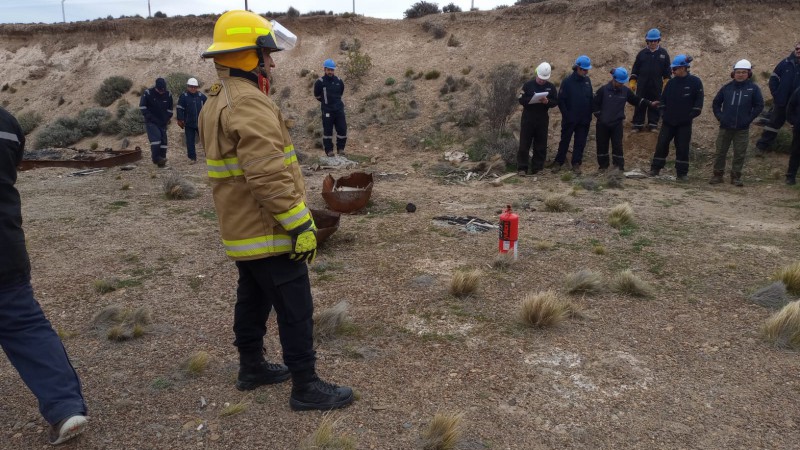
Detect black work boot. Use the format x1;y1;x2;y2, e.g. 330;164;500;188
290;373;354;411
236;361;290;391
708;170;724;184
731;172;743;187
786;175;797;185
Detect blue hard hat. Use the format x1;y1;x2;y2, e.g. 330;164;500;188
671;54;692;69
645;28;661;41
323;58;337;69
612;67;629;83
575;55;592;70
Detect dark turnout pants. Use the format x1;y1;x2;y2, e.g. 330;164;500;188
756;106;787;151
788;126;800;178
517;114;549;172
322;110;347;153
651;123;693;176
555;122;590;166
234;255;316;373
595;122;625;170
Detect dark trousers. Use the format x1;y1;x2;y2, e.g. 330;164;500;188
145;122;168;163
517;115;549;172
596;122;625;170
756;105;787;151
0;275;87;425
184;126;198;161
555;122;589;166
651;123;693;176
322;110;347;153
234;255;316;373
788;126;800;178
632;84;661;129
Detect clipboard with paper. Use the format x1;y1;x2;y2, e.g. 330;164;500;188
528;92;549;104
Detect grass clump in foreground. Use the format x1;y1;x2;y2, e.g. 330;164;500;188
92;305;152;341
183;351;211;377
610;269;654;298
301;414;355;450
608;202;634;228
163;172;198;200
449;269;481;298
543;194;571;212
519;290;580;328
772;261;800;295
422;412;463;450
564;269;603;294
761;300;800;349
219;401;248;417
492;252;516;270
313;301;350;341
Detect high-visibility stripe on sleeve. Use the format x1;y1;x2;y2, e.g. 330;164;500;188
207;157;244;179
222;235;292;257
283;144;297;165
0;131;20;143
275;202;312;231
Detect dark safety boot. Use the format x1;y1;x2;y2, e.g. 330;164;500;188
787;176;797;185
708;171;724;184
731;172;743;187
647;168;660;177
236;361;290;391
290;376;354;411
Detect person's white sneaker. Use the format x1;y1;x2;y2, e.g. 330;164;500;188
49;415;87;445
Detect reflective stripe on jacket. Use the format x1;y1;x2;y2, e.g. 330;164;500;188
313;75;345;113
198;65;310;261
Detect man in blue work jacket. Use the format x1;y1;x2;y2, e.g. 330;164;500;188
176;77;207;163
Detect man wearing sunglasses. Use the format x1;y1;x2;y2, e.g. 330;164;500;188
629;28;671;132
755;42;800;154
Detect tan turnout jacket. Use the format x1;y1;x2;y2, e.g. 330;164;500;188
199;65;311;261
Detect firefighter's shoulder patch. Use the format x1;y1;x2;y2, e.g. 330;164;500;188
209;83;222;96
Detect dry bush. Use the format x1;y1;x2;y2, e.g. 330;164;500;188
543;194;571;212
422;412;463;450
565;269;603;294
608;203;634;229
492;252;516;270
772;262;800;295
449;269;481;298
301;414;355;450
484;63;521;136
610;269;654;298
95;75;133;107
750;281;790;309
183;351;211;377
93;305;152;341
519;290;578;328
163;173;198;200
314;301;349;341
761;300;800;349
533;240;555;250
593;245;606;255
16;111;42;135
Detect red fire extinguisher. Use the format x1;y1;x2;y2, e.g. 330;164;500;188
499;205;519;259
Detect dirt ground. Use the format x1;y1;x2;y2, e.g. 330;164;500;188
1;1;800;448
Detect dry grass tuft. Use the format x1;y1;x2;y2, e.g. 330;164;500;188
772;261;800;295
564;269;603;294
543;194;571;212
422;412;463;450
93;304;153;341
449;269;481;298
518;290;577;328
314;301;350;341
184;351;211;377
610;270;654;298
93;305;124;327
533;240;555;251
593;245;606;255
761;300;800;349
219;401;248;417
301;414;356;450
492;252;516;270
608;202;634;229
750;281;790;309
163;172;198;200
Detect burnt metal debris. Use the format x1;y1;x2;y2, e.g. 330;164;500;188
432;215;498;233
321;172;374;214
311;208;340;245
19;147;143;171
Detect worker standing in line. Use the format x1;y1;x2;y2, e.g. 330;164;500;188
755;41;800;155
783;86;800;185
139;77;173;167
313;59;347;157
552;55;594;175
647;55;704;181
629;28;671;132
176;77;207;163
198;10;353;411
709;59;764;187
517;61;558;176
592;67;658;172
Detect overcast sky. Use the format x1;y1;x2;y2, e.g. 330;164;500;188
2;0;511;24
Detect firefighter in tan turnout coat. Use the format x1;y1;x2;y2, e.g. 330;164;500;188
198;10;353;412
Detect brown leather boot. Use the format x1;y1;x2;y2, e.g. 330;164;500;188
708;171;724;184
731;172;743;187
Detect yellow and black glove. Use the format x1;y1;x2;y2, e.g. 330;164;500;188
289;221;317;264
629;79;637;92
662;78;669;90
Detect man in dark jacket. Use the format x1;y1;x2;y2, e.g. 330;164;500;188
709;59;764;186
176;77;207;163
139;77;174;167
313;59;347;157
648;55;704;181
517;62;558;175
756;42;800;153
553;55;594;175
593;67;658;172
785;87;800;185
0;107;88;445
630;28;671;132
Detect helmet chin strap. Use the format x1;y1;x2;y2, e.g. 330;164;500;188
256;49;270;96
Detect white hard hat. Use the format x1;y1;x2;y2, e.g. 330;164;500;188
733;59;752;70
187;77;199;86
536;62;552;80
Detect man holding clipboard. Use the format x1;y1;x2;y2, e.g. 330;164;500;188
517;62;558;175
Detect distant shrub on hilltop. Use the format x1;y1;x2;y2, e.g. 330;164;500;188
404;1;440;19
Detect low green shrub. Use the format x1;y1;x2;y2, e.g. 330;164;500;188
16;111;43;135
95;76;133;107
